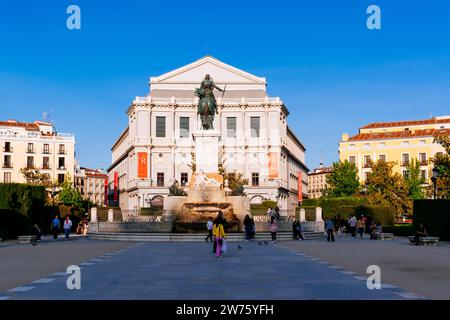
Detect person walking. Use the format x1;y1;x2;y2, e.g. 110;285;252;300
213;211;226;254
357;217;365;239
63;216;73;240
250;216;256;241
205;217;214;242
50;215;60;240
296;220;305;240
292;220;298;239
244;214;253;241
348;214;357;239
270;216;278;243
213;215;226;257
325;217;335;242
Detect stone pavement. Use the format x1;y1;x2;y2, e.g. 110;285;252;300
281;235;450;299
0;237;132;292
0;240;423;300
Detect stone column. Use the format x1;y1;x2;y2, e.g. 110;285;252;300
90;207;97;222
300;208;306;222
315;207;323;222
193;130;221;174
108;209;114;222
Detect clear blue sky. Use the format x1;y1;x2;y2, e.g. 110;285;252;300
1;0;449;170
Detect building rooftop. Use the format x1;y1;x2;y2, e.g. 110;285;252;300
360;116;450;129
348;128;450;141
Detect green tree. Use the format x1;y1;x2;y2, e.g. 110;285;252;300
366;160;412;218
58;174;84;208
404;158;425;200
20;168;51;186
325;161;360;197
430;135;450;199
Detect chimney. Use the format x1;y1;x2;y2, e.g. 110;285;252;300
342;133;349;141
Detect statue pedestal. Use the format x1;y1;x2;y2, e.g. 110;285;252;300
193;130;221;174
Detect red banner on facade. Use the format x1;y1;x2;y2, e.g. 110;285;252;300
298;171;303;204
104;179;108;206
138;152;148;179
268;152;279;179
114;172;118;201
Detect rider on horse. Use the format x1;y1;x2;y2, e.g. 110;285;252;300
195;74;224;130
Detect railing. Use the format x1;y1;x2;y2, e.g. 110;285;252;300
122;209;163;222
420;160;428;166
58;150;67;155
27;149;35;154
42;166;51;170
3;147;13;152
43;150;51;154
402;161;410;167
2;163;12;168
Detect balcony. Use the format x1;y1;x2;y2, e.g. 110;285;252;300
26;165;35;169
42;166;51;170
58;166;66;170
363;162;372;168
401;161;410;167
58;150;67;155
27;149;35;154
419;160;428;166
2;163;13;169
3;147;13;152
43;150;51;155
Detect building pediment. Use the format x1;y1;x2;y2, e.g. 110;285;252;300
149;56;267;92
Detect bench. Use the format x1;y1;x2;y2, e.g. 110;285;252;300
374;232;394;240
18;235;38;244
408;236;440;246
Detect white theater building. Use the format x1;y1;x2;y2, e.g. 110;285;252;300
108;56;309;217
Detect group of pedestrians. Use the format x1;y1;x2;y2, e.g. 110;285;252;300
50;215;73;240
324;214;383;241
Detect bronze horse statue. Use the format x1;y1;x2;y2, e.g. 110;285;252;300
195;74;224;130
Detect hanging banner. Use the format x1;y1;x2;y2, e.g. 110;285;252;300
138;152;148;179
114;172;118;202
104;179;108;206
268;152;279;179
298;171;303;204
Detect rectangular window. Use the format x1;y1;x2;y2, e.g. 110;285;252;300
3;155;11;168
180;172;188;187
348;156;356;164
226;117;237;138
156;116;166;138
43;157;50;169
4;142;11;152
157;172;164;187
58;174;65;184
250;117;260;138
27;156;34;169
59;144;65;154
43;144;50;154
419;153;427;165
4;172;11;183
420;170;426;181
27;143;34;153
363;155;371;167
179;117;189;138
402;153;410;166
378;154;386;162
252;173;259;186
403;170;409;178
58;157;65;169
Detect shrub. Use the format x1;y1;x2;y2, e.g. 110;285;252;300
354;205;396;226
413;200;450;240
382;224;414;236
0;209;32;239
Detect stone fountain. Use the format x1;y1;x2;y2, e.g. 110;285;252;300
163;130;250;233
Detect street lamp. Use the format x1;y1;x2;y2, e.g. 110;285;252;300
431;167;439;200
87;192;93;214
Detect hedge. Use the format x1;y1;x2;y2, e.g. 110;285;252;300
382;224;414;237
413;200;450;241
0;209;31;239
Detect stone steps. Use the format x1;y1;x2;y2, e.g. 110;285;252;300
88;231;324;242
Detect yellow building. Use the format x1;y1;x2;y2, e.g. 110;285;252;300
339;116;450;184
308;166;332;199
0;120;75;184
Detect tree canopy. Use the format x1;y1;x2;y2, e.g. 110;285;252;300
325;161;360;197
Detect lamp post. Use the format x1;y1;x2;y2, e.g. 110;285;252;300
51;184;56;206
432;167;439;200
87;191;93;214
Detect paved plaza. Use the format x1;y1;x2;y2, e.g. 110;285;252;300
1;236;446;300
